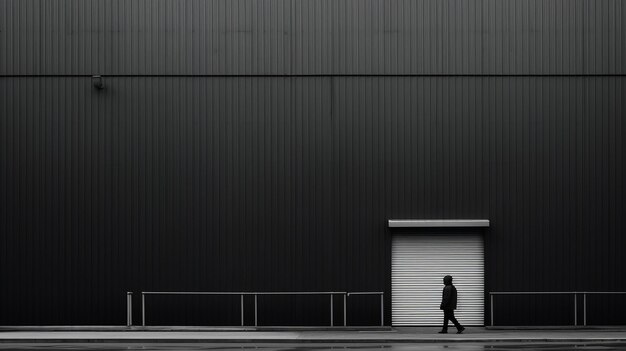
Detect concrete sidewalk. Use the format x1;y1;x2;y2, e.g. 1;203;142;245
1;327;626;343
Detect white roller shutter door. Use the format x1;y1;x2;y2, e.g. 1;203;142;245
392;234;484;326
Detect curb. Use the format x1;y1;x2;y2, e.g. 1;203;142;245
0;326;393;332
2;338;626;344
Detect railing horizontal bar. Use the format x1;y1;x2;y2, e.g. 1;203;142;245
142;291;348;295
579;292;626;294
490;292;577;295
254;292;347;295
143;292;248;295
347;292;384;295
490;291;626;295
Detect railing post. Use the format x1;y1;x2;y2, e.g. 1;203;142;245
490;294;494;327
241;294;244;327
380;293;384;326
126;292;133;327
254;294;258;327
583;292;587;326
343;293;347;327
574;293;577;326
142;293;146;327
330;294;334;327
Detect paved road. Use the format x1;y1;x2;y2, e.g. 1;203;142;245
1;342;626;350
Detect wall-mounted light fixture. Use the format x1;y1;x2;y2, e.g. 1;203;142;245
92;75;105;90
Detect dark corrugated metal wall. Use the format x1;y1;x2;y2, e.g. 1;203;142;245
1;0;624;326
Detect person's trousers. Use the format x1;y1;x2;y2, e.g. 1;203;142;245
442;309;463;331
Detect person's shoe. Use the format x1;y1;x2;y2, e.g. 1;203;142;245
456;327;465;334
437;330;448;334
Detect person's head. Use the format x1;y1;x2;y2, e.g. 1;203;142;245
443;275;453;285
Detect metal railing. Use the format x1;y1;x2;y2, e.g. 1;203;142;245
489;291;626;326
127;291;384;327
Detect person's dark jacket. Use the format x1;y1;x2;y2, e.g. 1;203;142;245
440;275;458;310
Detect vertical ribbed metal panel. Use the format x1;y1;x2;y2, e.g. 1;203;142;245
1;0;625;75
0;77;338;325
584;0;626;74
392;234;484;326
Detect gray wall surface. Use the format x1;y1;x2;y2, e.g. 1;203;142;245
1;0;625;326
1;0;625;75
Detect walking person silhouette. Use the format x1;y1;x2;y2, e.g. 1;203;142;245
438;275;465;334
